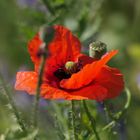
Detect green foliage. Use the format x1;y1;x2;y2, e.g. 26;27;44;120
0;0;140;140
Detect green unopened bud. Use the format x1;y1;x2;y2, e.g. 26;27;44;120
39;25;55;44
89;41;107;59
65;61;77;74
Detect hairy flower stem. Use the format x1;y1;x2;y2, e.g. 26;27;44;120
104;87;131;123
115;87;131;119
71;100;78;140
32;25;54;129
83;100;100;140
103;102;116;122
32;55;46;128
0;74;26;132
92;87;131;138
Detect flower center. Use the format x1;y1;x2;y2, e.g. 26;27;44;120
65;61;78;74
54;61;79;80
54;68;71;80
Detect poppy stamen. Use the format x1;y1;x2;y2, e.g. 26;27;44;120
65;61;78;74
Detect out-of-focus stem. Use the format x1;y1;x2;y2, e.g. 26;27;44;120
102;121;115;131
83;100;100;140
32;26;55;130
0;74;26;132
32;55;46;128
101;88;131;133
71;100;78;140
49;100;68;139
103;101;117;121
114;87;131;120
104;87;131;122
54;114;66;140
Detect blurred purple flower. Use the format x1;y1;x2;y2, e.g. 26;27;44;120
17;0;48;13
96;102;108;122
96;102;104;114
17;0;37;7
118;119;127;140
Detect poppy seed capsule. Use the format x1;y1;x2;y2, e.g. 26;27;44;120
65;61;78;74
89;41;107;59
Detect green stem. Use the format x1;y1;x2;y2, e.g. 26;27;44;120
83;100;100;140
32;25;54;129
32;55;46;128
103;101;117;122
102;121;115;131
89;88;131;140
0;74;26;132
114;87;131;120
103;87;131;131
49;100;67;139
54;114;66;140
71;100;78;140
104;87;131;122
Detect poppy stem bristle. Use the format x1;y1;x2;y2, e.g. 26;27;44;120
83;100;100;140
113;87;131;120
101;87;131;133
32;26;55;129
0;73;27;132
71;100;78;140
32;54;46;128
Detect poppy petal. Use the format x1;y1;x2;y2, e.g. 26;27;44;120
28;25;81;79
15;72;38;94
44;25;81;78
41;84;71;99
69;84;108;101
48;25;81;63
60;50;118;89
15;71;70;99
95;65;124;99
28;34;42;64
40;83;107;100
77;54;94;66
41;65;124;100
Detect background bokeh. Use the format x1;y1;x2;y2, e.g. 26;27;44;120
0;0;140;139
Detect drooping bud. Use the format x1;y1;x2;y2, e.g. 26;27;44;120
38;25;55;57
65;61;78;74
37;43;46;57
39;25;55;45
89;41;107;59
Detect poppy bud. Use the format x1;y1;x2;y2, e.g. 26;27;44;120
39;25;55;45
37;43;47;57
89;41;107;59
65;61;78;74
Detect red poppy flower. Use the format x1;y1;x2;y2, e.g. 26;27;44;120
15;25;124;101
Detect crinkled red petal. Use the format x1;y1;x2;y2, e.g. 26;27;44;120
77;54;94;66
15;72;38;94
28;34;42;65
95;65;124;99
60;50;118;90
28;25;81;79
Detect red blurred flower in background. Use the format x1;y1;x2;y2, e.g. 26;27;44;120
15;25;124;101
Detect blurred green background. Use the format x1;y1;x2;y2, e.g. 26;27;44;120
0;0;140;140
